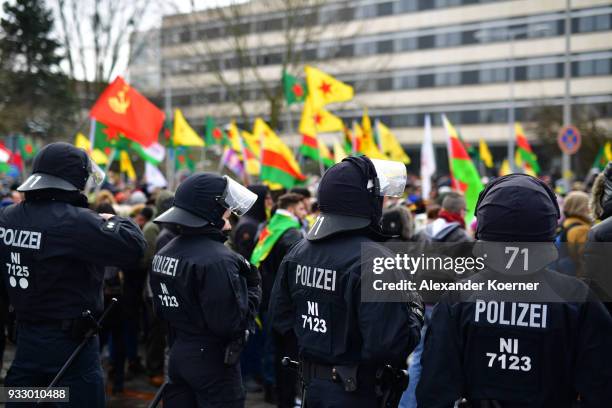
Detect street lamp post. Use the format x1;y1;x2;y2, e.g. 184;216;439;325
562;0;572;185
508;32;516;171
476;24;552;172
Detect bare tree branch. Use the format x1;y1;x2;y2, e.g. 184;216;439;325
55;0;75;79
70;1;89;86
168;0;351;129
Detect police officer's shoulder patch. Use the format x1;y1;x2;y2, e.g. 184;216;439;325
103;218;119;232
234;252;250;266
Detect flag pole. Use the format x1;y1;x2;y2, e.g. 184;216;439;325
238;138;251;185
287;106;300;158
164;82;175;190
217;147;226;173
166;146;174;191
312;116;325;178
202;145;207;172
290;107;306;170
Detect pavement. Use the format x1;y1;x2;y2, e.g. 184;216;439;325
0;342;275;407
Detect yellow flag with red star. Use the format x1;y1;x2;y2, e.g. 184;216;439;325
305;66;354;109
299;97;344;135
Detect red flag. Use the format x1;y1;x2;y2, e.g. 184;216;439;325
90;76;164;147
9;150;23;172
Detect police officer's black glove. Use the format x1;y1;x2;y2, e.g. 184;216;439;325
239;258;261;288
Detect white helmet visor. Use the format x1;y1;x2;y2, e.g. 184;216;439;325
219;176;257;216
370;159;407;197
87;156;106;185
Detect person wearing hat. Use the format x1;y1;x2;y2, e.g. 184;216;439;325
417;174;612;407
0;142;146;407
149;173;261;408
268;156;424;407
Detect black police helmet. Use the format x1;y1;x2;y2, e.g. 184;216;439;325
306;156;382;241
17;142;90;192
154;173;227;229
475;174;560;242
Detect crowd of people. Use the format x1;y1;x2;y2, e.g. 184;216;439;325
0;143;610;407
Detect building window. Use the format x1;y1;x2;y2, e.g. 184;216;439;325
480;67;507;83
461;70;479;84
336;6;354;22
377;2;394;16
461;110;480;124
179;30;191;43
577;60;595;76
173;94;191;106
396;37;417;51
355;41;377;56
435;31;462;47
356;4;377;19
317;45;337;59
394;74;418;89
338;44;354;58
377;39;394;54
398;0;418;12
479;109;507;123
303;48;317;61
354;79;377;93
462;30;479;45
526;21;555;38
434;0;462;8
418;74;434;88
298;11;318;27
207;92;220;104
416;0;433;10
577;14;611;33
527;63;557;80
377;77;393;91
390;114;418;128
514;66;527;81
577;58;612;76
318;5;336;25
192;94;206;105
434;69;461;86
594;58;611;75
418;35;435;49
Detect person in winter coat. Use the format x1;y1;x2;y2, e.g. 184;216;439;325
251;193;306;408
584;161;612;314
415;192;472;243
555;191;592;276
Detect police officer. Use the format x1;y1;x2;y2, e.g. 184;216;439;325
268;156;424;407
0;142;146;407
150;173;261;408
417;174;612;407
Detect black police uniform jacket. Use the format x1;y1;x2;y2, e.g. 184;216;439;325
149;228;261;346
149;229;261;401
268;230;422;371
260;227;302;314
416;267;612;408
0;199;146;321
